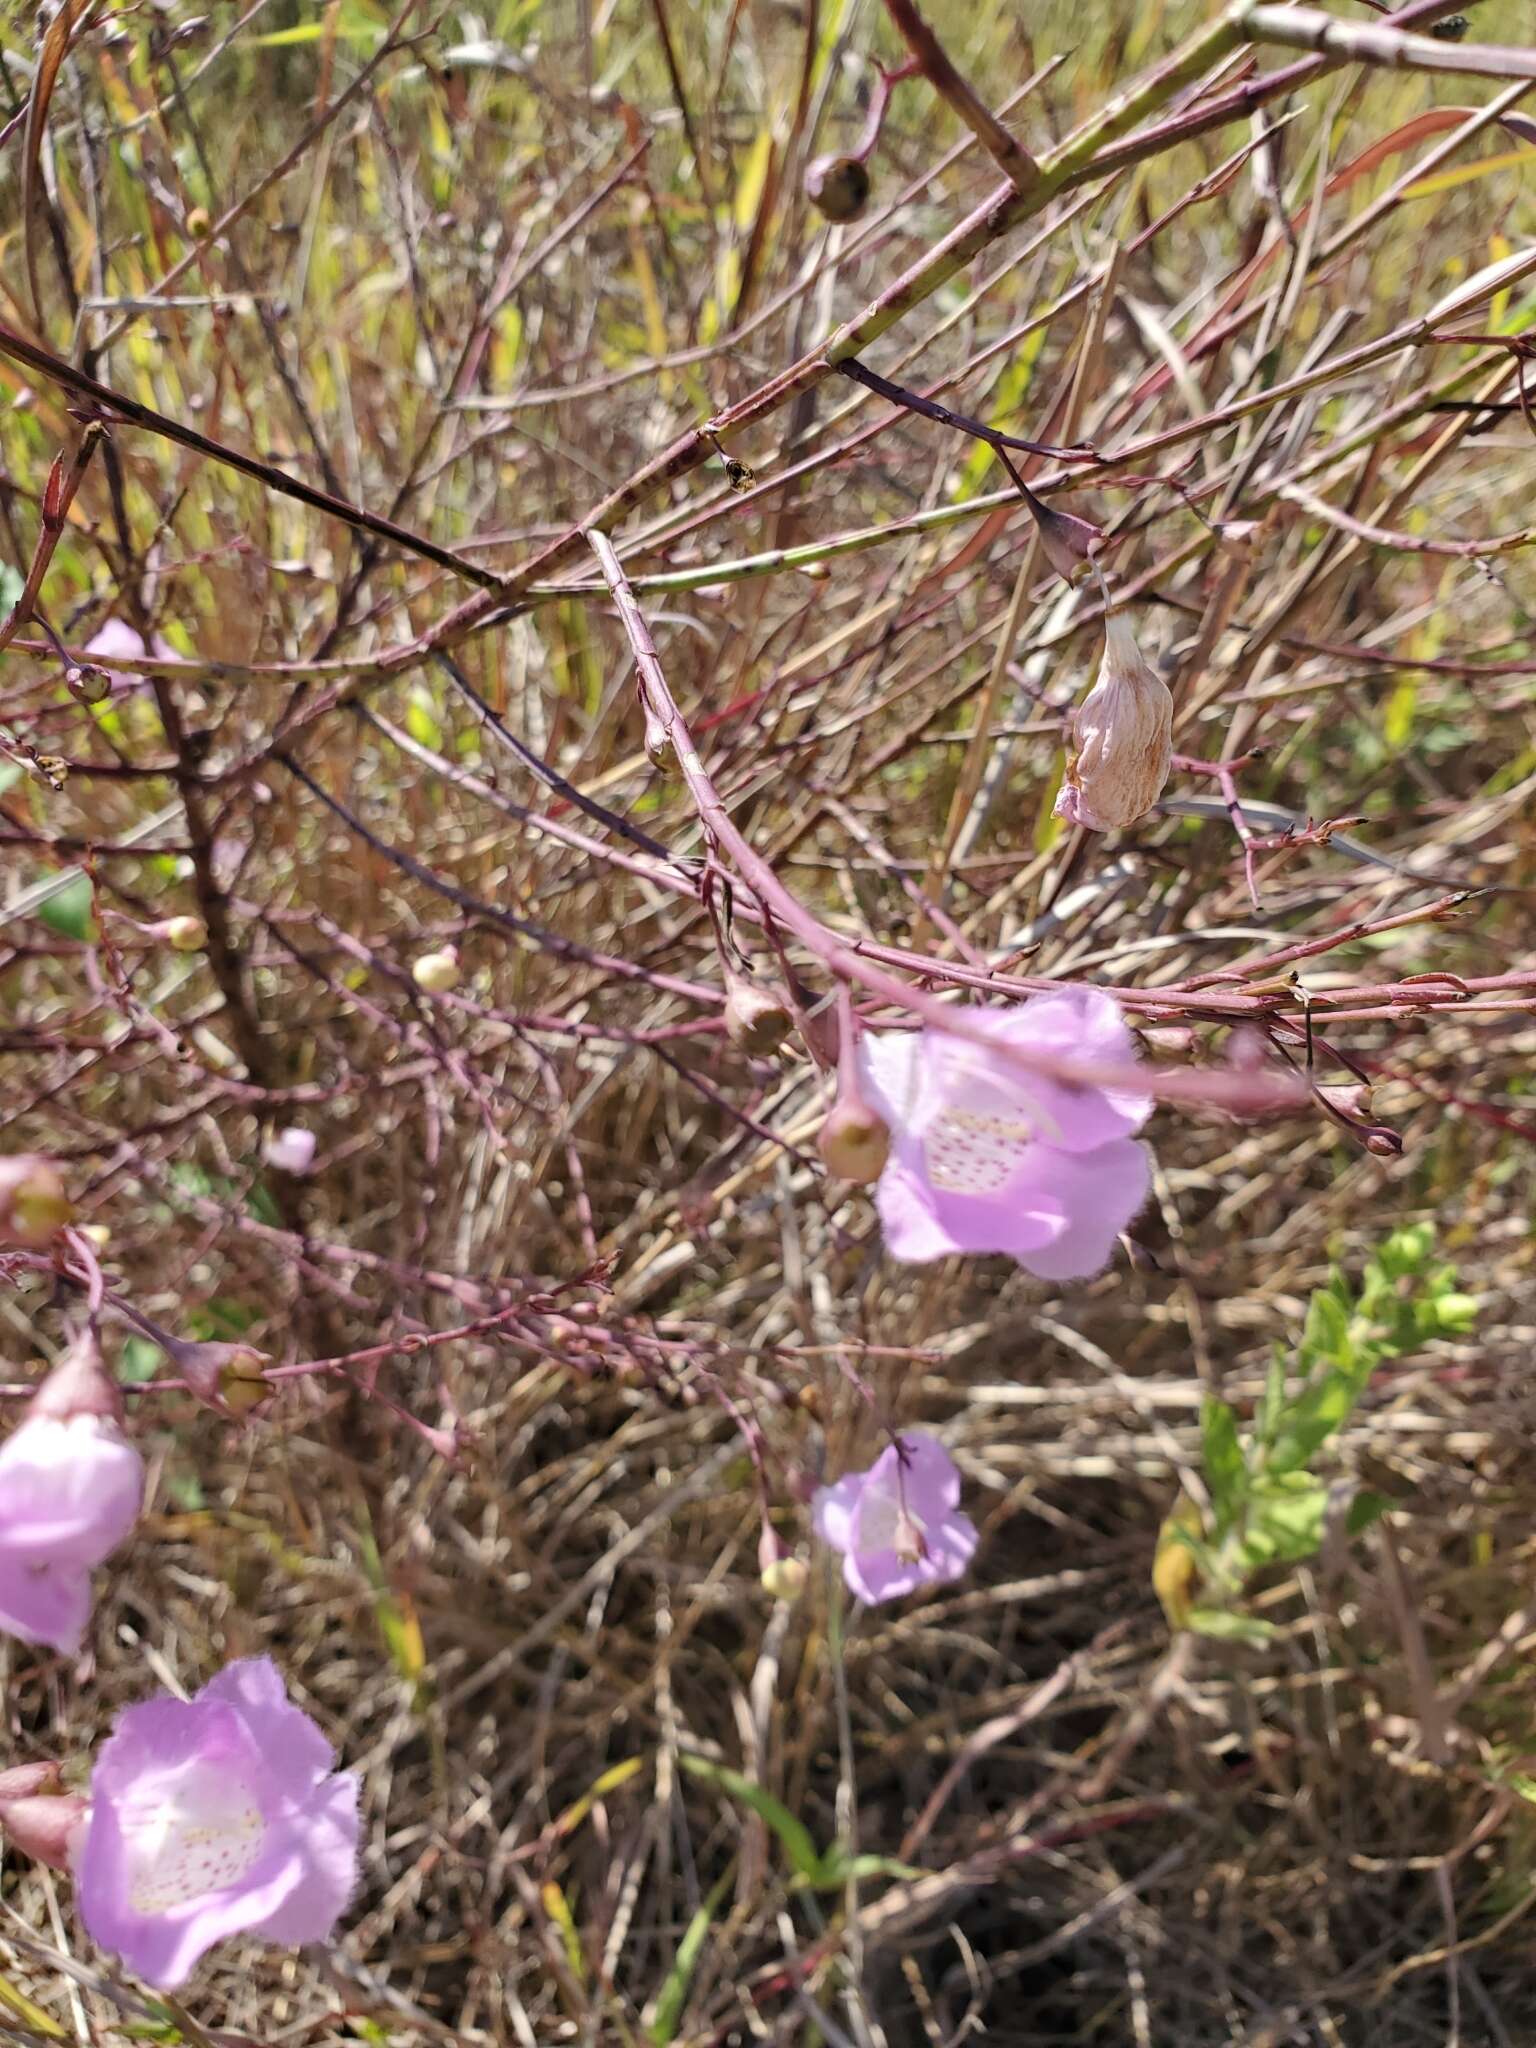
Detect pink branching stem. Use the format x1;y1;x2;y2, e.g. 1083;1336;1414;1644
586;529;1304;1119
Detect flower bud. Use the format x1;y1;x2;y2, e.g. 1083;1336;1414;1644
150;915;207;953
724;974;793;1057
0;1763;63;1801
1054;609;1173;833
805;154;871;223
816;1099;891;1183
263;1126;316;1175
411;945;461;994
0;1155;73;1248
0;1787;89;1871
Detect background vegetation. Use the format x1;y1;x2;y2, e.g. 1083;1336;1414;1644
2;0;1535;2040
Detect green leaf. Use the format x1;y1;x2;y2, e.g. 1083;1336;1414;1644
1257;1348;1289;1447
405;686;443;753
646;1873;730;2044
678;1754;822;1883
1200;1395;1247;1528
1188;1607;1275;1644
1301;1287;1351;1366
1346;1490;1393;1536
34;870;95;941
119;1336;166;1384
1267;1357;1373;1475
812;1843;921;1889
1244;1478;1328;1564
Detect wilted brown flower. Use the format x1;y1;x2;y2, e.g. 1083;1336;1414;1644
1055;610;1173;833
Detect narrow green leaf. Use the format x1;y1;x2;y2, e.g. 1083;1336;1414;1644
1188;1607;1275;1644
646;1873;730;2044
678;1753;821;1882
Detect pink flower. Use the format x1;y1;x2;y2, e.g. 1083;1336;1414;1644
813;1434;977;1603
1054;610;1173;832
0;1334;144;1654
857;988;1151;1277
76;1657;361;1990
82;619;176;697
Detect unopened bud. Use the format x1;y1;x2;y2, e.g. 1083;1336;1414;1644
1365;1127;1404;1157
185;205;211;236
1054;608;1173;833
724;975;793;1057
150;915;207;952
411;945;461;993
0;1788;89;1871
804;153;870;224
817;1099;890;1183
0;1764;62;1801
0;1155;73;1248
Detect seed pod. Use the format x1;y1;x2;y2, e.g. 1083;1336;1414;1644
760;1555;809;1601
0;1156;73;1248
412;945;461;994
152;915;207;953
816;1100;891;1183
1054;610;1173;833
643;702;676;772
724;975;793;1056
804;154;871;224
65;663;112;705
758;1526;809;1602
1019;483;1102;586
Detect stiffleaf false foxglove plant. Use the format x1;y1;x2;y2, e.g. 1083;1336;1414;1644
856;988;1151;1277
1055;607;1174;832
814;1434;977;1603
76;1657;361;1989
0;1329;144;1653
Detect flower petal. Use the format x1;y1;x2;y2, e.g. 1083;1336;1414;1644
1013;1140;1151;1280
978;990;1150;1151
811;1474;865;1554
873;1154;969;1263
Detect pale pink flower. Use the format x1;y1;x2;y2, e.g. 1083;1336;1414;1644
76;1656;360;1990
813;1434;977;1604
857;988;1151;1277
263;1126;316;1175
0;1333;144;1654
1054;610;1173;832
